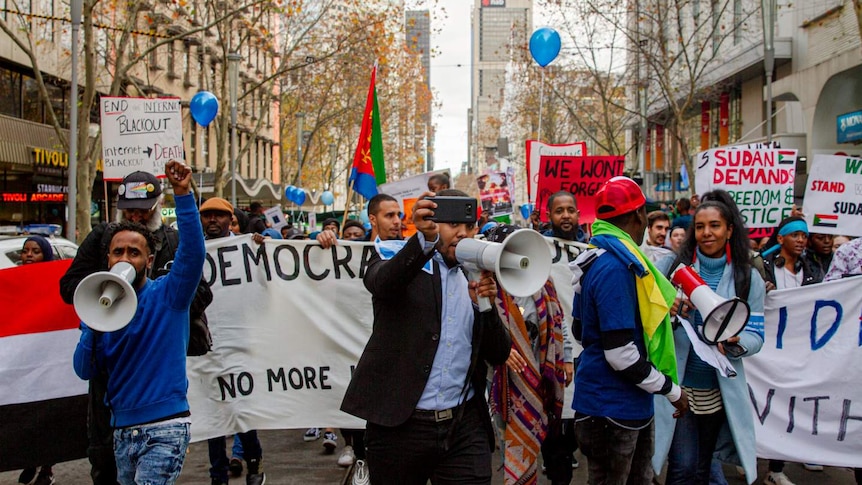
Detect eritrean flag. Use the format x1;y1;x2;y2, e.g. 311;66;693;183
0;260;88;471
349;64;387;200
813;214;838;228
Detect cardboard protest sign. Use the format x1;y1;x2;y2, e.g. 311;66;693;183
695;148;796;228
100;97;184;181
477;171;513;217
526;140;587;203
802;155;862;237
378;170;449;238
263;206;287;230
535;155;625;224
378;170;450;206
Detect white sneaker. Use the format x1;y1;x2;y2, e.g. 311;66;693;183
764;471;796;485
803;463;824;472
352;459;370;485
338;445;355;467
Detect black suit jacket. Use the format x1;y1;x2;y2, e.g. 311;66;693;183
341;234;510;442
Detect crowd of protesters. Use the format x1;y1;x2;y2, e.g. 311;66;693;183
9;169;861;485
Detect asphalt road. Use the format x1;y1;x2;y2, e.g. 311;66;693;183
1;429;857;484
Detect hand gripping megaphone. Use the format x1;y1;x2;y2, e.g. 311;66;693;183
73;262;138;332
670;265;750;344
455;229;552;312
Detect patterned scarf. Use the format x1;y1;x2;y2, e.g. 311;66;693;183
490;280;566;485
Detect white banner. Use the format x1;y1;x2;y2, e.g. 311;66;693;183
190;236;862;467
188;235;588;441
694;148;796;228
189;235;374;440
746;277;862;467
803;154;862;237
100;97;184;181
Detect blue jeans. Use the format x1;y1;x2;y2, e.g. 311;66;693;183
574;416;654;485
113;421;190;485
665;409;726;485
231;434;244;460
710;459;729;485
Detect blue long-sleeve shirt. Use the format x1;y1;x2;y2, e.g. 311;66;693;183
74;193;205;427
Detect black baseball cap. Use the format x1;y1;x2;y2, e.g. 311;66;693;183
117;171;162;210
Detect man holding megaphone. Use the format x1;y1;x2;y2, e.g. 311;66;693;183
72;160;205;485
341;189;511;485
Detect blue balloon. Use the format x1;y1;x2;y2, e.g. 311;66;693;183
520;204;531;220
294;189;306;205
320;190;335;206
284;185;295;201
189;91;219;127
529;27;561;67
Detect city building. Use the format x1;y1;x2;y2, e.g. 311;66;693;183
406;9;435;171
629;0;861;200
0;0;281;232
470;0;532;175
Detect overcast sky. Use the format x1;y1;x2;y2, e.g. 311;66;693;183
428;1;473;174
428;1;551;175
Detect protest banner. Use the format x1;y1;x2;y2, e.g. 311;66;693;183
478;171;514;217
0;261;87;471
695;148;796;228
802;154;862;237
8;234;862;466
535;155;625;224
746;277;862;467
187;235;374;439
525;140;587;204
100;97;184;181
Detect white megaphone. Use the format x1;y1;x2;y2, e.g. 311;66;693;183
670;265;749;344
455;229;552;312
73;262;138;332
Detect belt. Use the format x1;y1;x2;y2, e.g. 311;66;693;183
412;406;457;422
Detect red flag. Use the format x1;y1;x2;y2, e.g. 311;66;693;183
350;65;386;199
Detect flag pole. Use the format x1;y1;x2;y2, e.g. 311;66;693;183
341;180;355;229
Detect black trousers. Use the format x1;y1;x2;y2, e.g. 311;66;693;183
87;376;118;485
541;418;577;485
365;399;492;485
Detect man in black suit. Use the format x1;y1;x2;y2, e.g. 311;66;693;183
341;189;511;484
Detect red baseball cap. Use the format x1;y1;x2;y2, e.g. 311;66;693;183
594;176;646;220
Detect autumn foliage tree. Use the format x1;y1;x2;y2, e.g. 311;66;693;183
278;2;433;206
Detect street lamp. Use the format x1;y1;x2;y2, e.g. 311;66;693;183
227;52;242;208
66;0;82;241
762;0;776;144
296;112;305;184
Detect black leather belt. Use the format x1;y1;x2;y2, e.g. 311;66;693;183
412;406;456;422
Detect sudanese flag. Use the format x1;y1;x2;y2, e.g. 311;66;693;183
0;260;88;471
